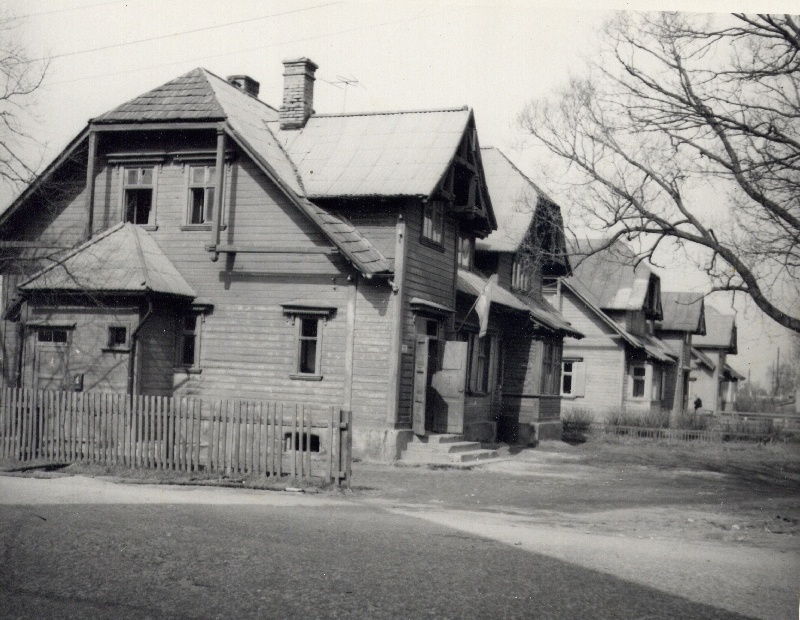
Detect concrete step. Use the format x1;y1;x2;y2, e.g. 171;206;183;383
400;446;500;465
403;441;484;455
412;434;465;445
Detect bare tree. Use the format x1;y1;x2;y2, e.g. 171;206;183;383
519;12;800;332
0;10;48;189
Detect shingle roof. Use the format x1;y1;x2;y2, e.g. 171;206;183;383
477;147;553;253
694;305;737;352
20;223;196;297
657;292;705;334
269;108;472;198
567;239;655;311
93;68;230;123
456;269;582;337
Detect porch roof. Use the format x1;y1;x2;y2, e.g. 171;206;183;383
456;269;582;337
19;223;196;298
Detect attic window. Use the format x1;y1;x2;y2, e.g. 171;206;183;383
124;166;156;226
422;201;444;246
457;233;473;269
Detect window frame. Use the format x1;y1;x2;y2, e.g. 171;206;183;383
104;324;130;352
457;232;474;269
295;316;323;378
176;312;203;372
36;327;69;344
561;358;584;397
122;165;158;228
511;254;535;292
421;201;445;248
185;163;219;228
540;340;562;395
281;304;337;381
630;364;647;399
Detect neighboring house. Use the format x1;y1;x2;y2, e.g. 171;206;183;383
655;292;706;418
690;305;742;412
546;240;677;419
0;59;578;460
475;147;582;444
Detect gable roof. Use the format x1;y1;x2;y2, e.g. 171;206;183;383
269;108;473;198
567;239;659;313
477;147;553;253
561;279;675;363
19;223;196;298
694;305;737;353
657;292;706;334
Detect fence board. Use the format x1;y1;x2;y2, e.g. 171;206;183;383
0;389;351;484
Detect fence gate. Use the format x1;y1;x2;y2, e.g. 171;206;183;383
0;388;352;486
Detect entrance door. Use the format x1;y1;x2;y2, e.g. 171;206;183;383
431;341;468;433
35;343;70;391
412;335;429;435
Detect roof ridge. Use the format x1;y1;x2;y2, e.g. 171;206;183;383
200;67;280;114
130;224;151;290
310;106;469;119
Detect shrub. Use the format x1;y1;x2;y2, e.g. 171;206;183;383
674;410;711;431
562;408;595;444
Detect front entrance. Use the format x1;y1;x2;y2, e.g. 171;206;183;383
412;317;468;435
32;328;71;391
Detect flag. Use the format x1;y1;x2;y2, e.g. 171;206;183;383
474;274;497;338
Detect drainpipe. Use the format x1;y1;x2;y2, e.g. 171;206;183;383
127;297;154;396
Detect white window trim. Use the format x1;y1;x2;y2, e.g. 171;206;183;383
422;201;445;247
182;162;226;229
120;164;160;230
629;363;649;400
281;304;337;381
561;358;585;397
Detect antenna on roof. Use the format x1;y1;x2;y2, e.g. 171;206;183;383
332;75;359;112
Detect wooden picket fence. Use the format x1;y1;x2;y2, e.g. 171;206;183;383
0;388;352;485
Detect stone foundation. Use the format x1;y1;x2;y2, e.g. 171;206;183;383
352;428;413;462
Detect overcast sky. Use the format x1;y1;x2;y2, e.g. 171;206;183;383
3;0;796;387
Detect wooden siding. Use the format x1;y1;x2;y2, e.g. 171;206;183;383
336;205;398;261
21;303;139;394
350;280;393;428
397;201;458;424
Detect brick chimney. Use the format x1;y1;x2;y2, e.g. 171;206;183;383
227;75;260;97
280;57;318;130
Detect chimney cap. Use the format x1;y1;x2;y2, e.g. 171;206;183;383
282;57;319;71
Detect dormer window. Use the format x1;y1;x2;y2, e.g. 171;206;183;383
422;201;444;246
124;167;155;226
457;233;473;269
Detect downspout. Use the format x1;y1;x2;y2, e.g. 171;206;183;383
127;297;154;396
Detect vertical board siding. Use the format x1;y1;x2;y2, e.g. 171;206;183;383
397;203;458;423
0;388;351;485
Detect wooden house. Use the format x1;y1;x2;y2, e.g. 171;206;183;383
546;240;677;420
690;306;742;413
0;59;578;460
655;292;706;419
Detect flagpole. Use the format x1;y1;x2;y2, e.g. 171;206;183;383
455;295;482;334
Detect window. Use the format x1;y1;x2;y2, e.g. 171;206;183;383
107;326;128;349
297;317;321;375
511;255;534;292
561;359;584;397
187;165;216;225
37;328;68;343
540;341;561;395
124;167;155;225
473;336;491;393
422;201;444;246
631;364;646;398
457;233;473;269
651;367;663;401
178;314;201;369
